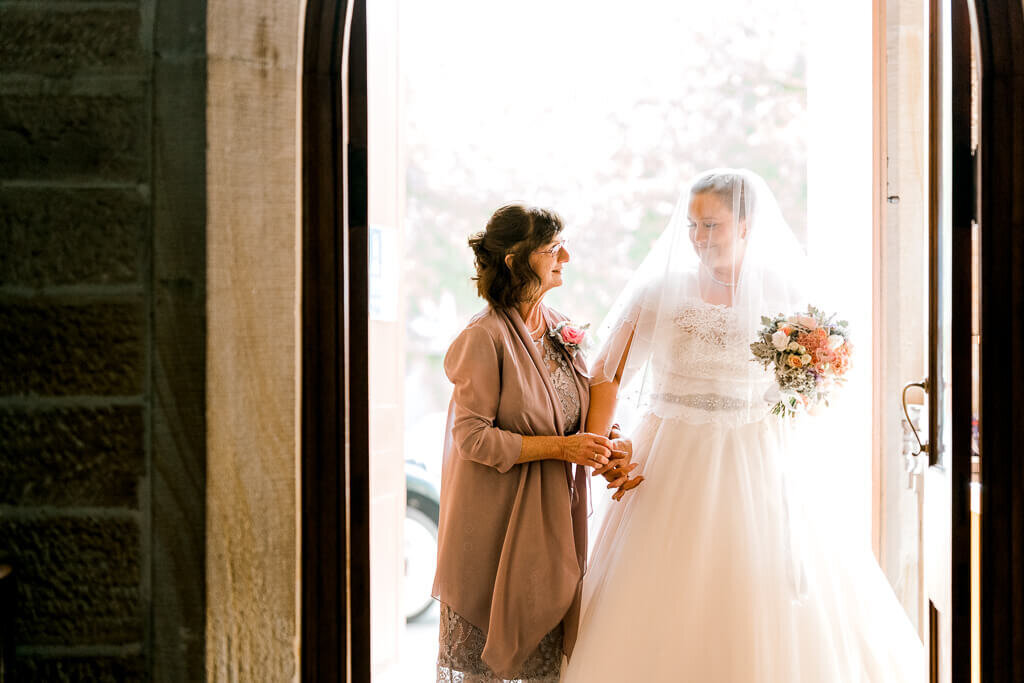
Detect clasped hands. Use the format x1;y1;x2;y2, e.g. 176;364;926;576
599;425;644;501
560;427;644;501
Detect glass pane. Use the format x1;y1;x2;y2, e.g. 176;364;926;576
392;3;813;678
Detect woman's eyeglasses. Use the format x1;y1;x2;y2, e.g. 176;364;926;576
533;239;568;257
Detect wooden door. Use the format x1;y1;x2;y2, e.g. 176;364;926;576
972;1;1024;681
299;0;370;681
920;0;974;680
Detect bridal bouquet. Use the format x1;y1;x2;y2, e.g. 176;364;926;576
750;306;852;417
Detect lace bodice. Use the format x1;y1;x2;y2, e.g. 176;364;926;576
665;303;750;373
645;300;772;425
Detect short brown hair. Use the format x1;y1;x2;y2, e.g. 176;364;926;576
468;204;564;309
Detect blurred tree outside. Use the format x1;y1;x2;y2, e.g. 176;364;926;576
399;0;809;466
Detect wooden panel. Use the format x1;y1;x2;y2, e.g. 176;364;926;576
949;3;975;682
206;7;302;679
299;0;371;681
347;3;372;680
974;1;1024;681
880;0;929;633
300;0;348;679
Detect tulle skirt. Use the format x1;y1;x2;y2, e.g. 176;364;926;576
561;413;924;682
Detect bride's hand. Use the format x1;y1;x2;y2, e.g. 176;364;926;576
611;474;645;502
593;436;643;497
600;460;639;487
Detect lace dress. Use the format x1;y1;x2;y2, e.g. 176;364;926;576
437;333;581;683
561;299;924;682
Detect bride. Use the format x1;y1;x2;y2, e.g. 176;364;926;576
561;169;924;682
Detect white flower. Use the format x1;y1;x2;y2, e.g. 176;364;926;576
771;330;790;351
801;354;813;365
795;314;818;330
787;341;801;352
828;334;845;350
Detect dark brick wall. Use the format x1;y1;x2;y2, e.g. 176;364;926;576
12;654;147;683
0;0;206;679
1;302;146;395
0;188;146;287
0;93;148;180
0;407;145;507
0;517;142;645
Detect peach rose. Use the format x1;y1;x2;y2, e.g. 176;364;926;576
797;328;828;355
795;314;818;330
814;347;835;364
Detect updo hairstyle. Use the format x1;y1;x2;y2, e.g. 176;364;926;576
467;204;564;309
689;171;755;220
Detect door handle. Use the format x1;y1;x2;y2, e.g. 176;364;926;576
902;379;929;456
901;379;929;491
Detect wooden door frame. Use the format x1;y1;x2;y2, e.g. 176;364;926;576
299;0;370;680
924;2;973;680
947;1;973;681
293;0;1024;679
971;1;1024;681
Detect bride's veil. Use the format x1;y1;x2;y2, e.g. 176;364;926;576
582;169;826;614
589;167;812;431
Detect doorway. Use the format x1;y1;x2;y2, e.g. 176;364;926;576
296;0;1024;680
365;2;907;681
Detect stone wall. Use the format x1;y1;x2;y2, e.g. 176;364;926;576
0;0;206;679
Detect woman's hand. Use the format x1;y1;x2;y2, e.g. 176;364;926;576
593;437;634;479
560;433;613;469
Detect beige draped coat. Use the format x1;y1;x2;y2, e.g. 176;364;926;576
432;304;591;678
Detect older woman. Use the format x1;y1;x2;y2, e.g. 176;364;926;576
433;205;630;682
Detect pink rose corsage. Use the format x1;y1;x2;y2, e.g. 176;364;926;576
548;320;589;356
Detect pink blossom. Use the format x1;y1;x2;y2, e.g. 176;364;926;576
560;325;586;346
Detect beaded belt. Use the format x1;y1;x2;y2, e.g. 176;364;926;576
650;392;751;411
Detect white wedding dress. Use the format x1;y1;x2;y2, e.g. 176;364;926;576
561;299;925;682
